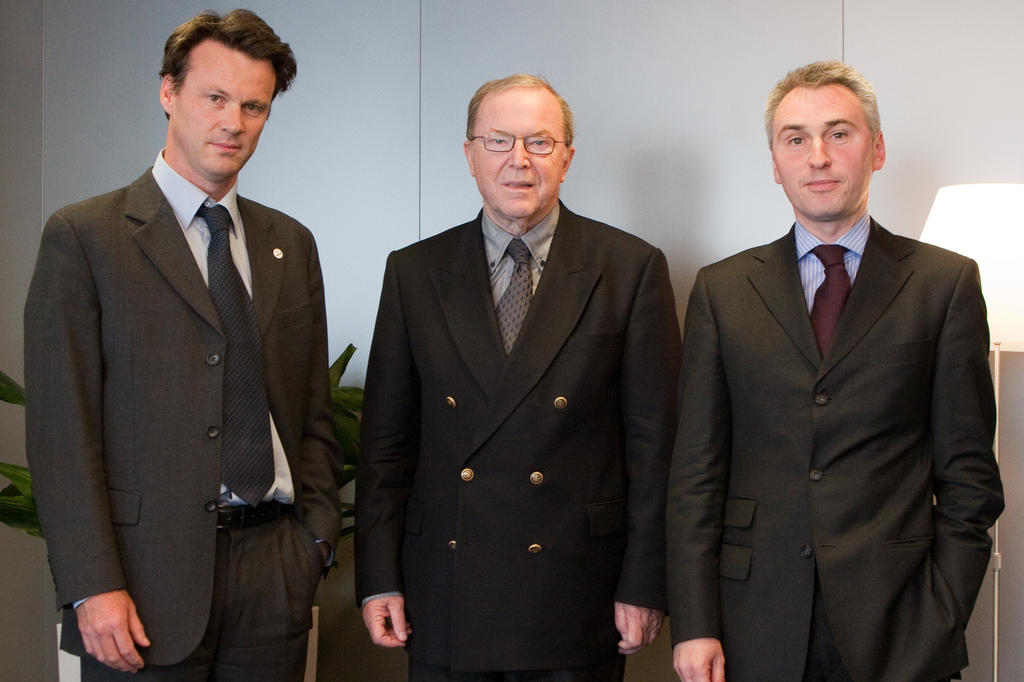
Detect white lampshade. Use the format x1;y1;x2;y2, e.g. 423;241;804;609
921;184;1024;352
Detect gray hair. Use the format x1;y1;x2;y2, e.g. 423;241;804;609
764;60;880;147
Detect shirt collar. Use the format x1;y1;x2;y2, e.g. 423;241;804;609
794;213;871;259
151;150;242;233
481;204;559;270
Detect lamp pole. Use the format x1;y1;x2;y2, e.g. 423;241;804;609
992;341;1001;681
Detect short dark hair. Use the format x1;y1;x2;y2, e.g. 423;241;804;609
159;9;296;99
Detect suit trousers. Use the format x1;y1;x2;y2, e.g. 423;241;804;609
80;514;324;682
409;656;626;682
802;576;853;682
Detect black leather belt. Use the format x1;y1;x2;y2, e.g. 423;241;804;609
216;500;293;529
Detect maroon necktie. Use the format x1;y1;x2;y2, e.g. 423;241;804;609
809;244;851;356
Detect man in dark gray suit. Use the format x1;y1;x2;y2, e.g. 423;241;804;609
24;10;340;681
355;74;681;680
668;61;1003;682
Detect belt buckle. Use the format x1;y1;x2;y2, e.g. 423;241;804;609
215;505;243;529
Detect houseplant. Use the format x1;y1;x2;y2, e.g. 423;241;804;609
0;368;40;537
328;344;363;539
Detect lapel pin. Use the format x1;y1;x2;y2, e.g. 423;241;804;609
273;248;284;260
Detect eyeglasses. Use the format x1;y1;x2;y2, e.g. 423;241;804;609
470;133;566;156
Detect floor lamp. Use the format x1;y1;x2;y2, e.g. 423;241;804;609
922;183;1024;682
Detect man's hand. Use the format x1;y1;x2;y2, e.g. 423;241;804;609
673;638;725;682
75;589;150;673
362;595;411;648
614;601;664;654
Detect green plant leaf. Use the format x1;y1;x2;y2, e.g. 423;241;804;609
0;369;25;406
331;385;364;412
329;344;356;388
333;423;358;451
0;377;40;538
337;463;357;488
327;347;363;515
0;484;41;538
324;348;365;542
0;462;33;497
338;500;356;540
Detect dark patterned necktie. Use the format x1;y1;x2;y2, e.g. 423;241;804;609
809;244;851;356
199;203;274;505
496;238;533;354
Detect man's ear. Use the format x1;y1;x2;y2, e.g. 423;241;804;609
559;145;576;183
464;140;477;178
872;131;886;171
159;75;177;117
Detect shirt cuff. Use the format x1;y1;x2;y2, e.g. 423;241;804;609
361;591;403;607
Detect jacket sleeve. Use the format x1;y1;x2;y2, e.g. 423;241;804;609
614;247;681;610
928;258;1003;625
354;251;420;602
666;267;731;643
293;234;343;549
24;211;126;606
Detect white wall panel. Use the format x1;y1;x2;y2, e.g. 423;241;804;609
847;0;1024;239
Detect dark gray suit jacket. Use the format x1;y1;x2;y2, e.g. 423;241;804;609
24;170;341;664
667;221;1003;681
355;205;681;671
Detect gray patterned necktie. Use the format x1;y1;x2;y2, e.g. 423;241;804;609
496;238;533;354
199;203;274;506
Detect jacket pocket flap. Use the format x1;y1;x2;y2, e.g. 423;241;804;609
723;497;756;528
587;498;627;537
719;543;752;581
107;488;141;525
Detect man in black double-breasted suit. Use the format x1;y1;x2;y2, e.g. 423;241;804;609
356;74;681;681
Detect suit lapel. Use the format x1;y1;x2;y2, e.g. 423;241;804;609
129;172;223;335
238;198;284;335
821;221;914;375
467;207;602;457
747;229;821;368
431;218;507;394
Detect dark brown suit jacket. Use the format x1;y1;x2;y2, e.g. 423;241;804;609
667;221;1003;681
24;170;341;664
356;205;681;670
